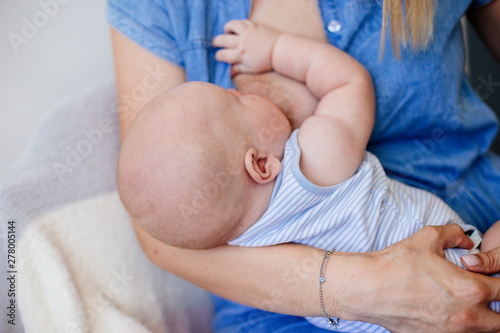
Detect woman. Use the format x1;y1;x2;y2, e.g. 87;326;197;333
108;0;500;331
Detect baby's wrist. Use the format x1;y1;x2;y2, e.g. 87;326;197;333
268;32;283;70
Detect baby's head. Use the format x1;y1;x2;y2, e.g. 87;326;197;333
117;82;291;249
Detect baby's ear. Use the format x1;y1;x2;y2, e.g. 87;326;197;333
244;148;281;184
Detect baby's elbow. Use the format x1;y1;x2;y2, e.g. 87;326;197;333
353;72;376;127
355;67;375;98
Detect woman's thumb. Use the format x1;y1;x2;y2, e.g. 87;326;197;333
462;248;500;275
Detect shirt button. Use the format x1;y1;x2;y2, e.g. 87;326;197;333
327;19;341;33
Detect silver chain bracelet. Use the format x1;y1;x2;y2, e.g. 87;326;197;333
319;248;341;329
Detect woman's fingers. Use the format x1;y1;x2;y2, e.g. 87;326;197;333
415;224;474;255
436;223;475;250
462;247;500;275
480;310;500;333
467;275;500;332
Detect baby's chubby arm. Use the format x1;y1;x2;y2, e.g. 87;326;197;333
214;20;374;186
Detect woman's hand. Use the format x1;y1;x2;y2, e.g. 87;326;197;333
329;224;500;332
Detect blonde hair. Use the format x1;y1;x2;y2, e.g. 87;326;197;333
381;0;435;58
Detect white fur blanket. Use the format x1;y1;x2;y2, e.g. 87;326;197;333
19;192;212;333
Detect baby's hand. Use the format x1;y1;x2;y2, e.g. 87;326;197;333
213;20;279;76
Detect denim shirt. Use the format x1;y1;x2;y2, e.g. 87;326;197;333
107;0;499;232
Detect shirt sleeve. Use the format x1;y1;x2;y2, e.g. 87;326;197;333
470;0;494;8
107;0;184;69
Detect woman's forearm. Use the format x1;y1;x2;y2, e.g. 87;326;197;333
110;28;186;142
133;218;327;315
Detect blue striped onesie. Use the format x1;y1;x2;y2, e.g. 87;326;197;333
229;130;500;332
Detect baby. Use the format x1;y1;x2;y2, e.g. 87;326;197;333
117;20;499;330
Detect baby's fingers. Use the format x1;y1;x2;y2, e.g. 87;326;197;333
215;48;242;65
212;34;240;49
223;19;252;35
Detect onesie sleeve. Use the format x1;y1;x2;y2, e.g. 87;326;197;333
288;130;342;195
470;0;494;8
107;0;184;69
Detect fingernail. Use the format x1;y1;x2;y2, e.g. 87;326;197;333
462;254;480;266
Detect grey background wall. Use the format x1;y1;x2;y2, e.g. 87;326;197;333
0;0;114;179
